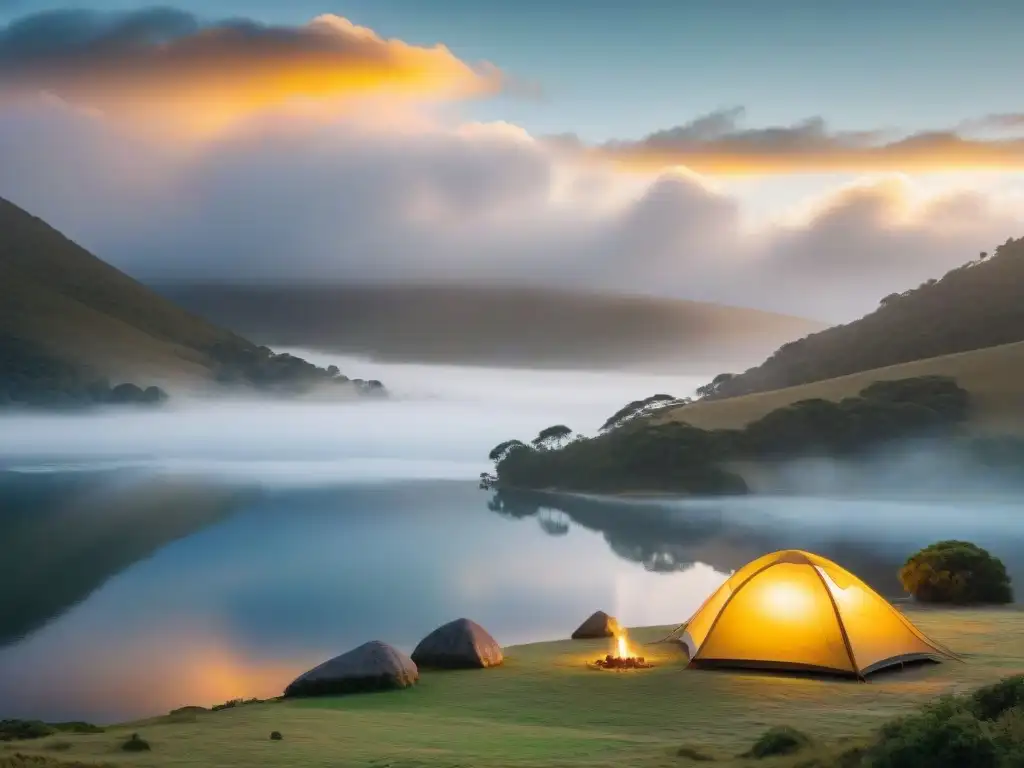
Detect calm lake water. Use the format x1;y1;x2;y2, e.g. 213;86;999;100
1;356;1022;723
1;468;1022;724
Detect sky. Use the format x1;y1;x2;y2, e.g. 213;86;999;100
0;0;1022;322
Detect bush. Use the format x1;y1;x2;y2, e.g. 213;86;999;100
863;677;1024;768
121;733;150;752
970;675;1024;721
899;541;1013;604
270;731;283;741
742;725;811;758
867;703;999;768
211;697;263;711
0;721;55;741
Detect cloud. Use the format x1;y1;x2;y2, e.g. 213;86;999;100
0;8;501;134
585;106;1024;175
0;98;1020;325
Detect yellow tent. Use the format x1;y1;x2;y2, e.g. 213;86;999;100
680;550;958;678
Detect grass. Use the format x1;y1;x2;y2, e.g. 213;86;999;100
5;609;1023;767
655;339;1024;434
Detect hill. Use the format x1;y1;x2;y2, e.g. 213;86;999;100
157;283;825;373
700;236;1024;399
658;339;1024;433
0;197;383;405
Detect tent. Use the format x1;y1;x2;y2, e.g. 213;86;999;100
678;550;958;678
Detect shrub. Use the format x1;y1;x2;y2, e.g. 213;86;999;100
121;733;150;752
270;731;283;741
743;725;811;758
899;541;1013;604
969;674;1024;720
0;721;55;742
866;705;999;768
211;697;263;711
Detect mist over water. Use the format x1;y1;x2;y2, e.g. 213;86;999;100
2;356;1023;723
0;355;708;483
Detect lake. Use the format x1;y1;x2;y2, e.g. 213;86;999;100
1;357;1022;724
2;470;1022;725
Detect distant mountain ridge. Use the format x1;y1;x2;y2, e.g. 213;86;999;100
157;283;826;374
704;236;1024;399
0;196;381;404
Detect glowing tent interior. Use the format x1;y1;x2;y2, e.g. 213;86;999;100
677;550;959;678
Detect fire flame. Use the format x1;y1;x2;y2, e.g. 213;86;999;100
614;630;632;659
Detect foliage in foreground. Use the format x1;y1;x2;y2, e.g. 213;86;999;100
486;375;970;495
899;541;1013;605
860;674;1024;767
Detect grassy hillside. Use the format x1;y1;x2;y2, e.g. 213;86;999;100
4;610;1022;767
0;197;245;384
703;236;1024;399
658;340;1024;433
0;197;382;401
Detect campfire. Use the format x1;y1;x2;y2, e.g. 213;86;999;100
589;629;654;670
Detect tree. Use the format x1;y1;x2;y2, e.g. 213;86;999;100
695;373;735;399
599;393;689;432
899;541;1012;605
326;365;340;377
488;439;528;463
532;424;573;450
879;292;900;307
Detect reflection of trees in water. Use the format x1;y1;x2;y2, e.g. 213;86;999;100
537;507;570;536
483;489;964;597
0;471;252;647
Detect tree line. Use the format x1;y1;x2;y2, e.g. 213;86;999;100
483;375;972;495
0;335;167;410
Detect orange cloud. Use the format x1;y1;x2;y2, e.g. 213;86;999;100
0;8;502;133
578;107;1024;176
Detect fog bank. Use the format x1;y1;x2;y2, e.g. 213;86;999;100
0;357;706;485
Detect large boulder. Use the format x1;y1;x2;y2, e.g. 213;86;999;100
283;640;418;697
571;610;620;639
411;618;503;669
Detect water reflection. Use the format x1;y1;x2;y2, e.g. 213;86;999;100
1;474;1022;724
484;488;1024;597
0;471;251;646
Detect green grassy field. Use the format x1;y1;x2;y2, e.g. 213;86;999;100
4;608;1022;768
655;340;1024;434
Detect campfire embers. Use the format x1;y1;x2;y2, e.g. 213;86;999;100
587;629;654;670
591;653;654;670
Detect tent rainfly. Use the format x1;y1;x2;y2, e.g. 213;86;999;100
679;550;959;679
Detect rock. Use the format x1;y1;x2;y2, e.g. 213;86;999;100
571;610;620;639
411;618;503;669
283;640;418;697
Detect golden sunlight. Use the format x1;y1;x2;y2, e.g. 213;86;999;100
0;14;502;137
